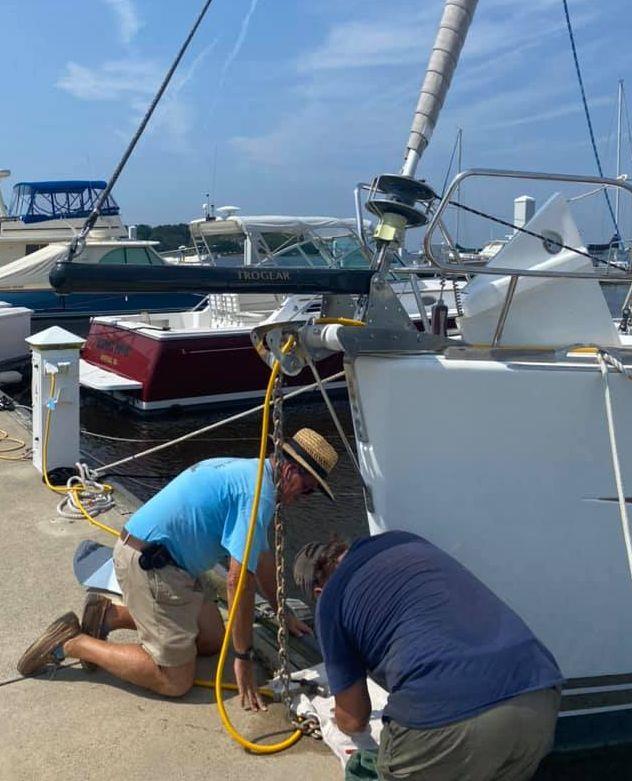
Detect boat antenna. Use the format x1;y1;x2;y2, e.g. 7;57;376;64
365;0;478;273
66;0;215;263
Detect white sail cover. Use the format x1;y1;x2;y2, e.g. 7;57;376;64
0;243;69;290
460;194;620;348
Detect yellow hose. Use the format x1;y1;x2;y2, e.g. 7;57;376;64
0;429;28;460
214;340;304;753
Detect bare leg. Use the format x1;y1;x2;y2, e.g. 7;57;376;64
196;602;225;656
63;635;195;697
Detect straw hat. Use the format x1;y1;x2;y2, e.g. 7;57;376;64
282;428;338;501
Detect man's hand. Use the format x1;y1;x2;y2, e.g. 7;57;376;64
234;658;267;712
285;610;313;637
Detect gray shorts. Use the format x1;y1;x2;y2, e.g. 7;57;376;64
377;687;561;781
113;539;217;668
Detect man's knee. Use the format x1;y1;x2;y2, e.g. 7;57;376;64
197;630;225;657
159;663;195;697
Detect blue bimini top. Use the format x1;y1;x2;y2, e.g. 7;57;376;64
316;531;563;729
125;457;274;577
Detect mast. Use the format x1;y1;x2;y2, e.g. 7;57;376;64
456;126;463;245
402;0;479;178
616;79;624;238
366;0;478;274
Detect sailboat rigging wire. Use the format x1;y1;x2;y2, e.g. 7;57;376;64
562;0;620;243
67;0;215;261
449;199;616;268
624;84;632;166
440;132;461;197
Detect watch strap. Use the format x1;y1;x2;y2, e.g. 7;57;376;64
233;646;255;661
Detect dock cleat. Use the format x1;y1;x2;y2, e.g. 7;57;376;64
17;612;80;676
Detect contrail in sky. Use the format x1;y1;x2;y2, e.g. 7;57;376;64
219;0;261;87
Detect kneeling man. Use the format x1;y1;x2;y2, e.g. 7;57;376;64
294;531;563;781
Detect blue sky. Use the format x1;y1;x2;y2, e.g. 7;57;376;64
3;0;632;243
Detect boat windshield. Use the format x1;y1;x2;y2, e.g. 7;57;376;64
256;230;370;268
8;181;120;224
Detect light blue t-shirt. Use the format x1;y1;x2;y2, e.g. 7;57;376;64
125;457;275;576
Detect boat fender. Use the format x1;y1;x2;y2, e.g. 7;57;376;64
431;301;448;336
0;371;22;386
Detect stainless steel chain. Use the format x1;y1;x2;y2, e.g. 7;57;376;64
271;373;293;719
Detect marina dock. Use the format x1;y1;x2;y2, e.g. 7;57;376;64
0;408;338;780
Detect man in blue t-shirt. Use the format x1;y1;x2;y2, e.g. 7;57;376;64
294;531;563;780
18;429;338;711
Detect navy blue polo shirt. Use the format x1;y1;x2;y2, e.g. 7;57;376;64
315;531;563;729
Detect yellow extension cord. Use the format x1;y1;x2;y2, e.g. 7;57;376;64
42;319;364;753
0;428;28;460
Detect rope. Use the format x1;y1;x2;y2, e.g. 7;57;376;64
562;0;620;242
81;430;261;444
42;374;119;537
597;351;632;579
91;370;345;477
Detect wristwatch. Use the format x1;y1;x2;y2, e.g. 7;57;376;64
233;646;256;661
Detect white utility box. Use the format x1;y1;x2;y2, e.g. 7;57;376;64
26;326;85;474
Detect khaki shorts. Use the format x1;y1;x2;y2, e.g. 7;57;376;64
377;687;561;781
113;539;217;667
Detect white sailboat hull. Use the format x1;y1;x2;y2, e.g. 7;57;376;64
347;350;632;747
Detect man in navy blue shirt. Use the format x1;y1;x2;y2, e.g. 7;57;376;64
294;531;563;781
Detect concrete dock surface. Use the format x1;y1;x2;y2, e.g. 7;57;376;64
0;410;339;781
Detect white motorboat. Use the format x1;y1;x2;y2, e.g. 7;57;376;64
0;174;127;267
77;214;462;411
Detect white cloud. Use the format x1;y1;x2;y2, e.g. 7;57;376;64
484;95;613;130
56;59;159;101
233;0;608;178
298;17;433;72
103;0;142;45
56;40;217;151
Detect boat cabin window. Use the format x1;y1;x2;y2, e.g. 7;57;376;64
203;234;246;265
256;232;328;268
25;243;46;256
98;247;161;265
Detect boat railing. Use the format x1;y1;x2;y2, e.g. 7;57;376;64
391;168;632;345
420;168;632;283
